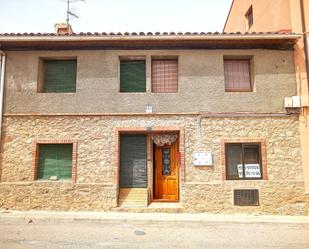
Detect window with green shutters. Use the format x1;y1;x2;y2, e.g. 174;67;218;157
37;144;73;180
120;134;147;188
42;60;77;93
120;60;146;92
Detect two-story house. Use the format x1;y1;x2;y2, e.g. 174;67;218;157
0;26;307;215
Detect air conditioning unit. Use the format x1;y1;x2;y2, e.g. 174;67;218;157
284;96;301;108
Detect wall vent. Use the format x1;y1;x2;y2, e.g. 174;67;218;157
234;189;259;206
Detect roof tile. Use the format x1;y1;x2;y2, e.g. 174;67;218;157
0;31;299;37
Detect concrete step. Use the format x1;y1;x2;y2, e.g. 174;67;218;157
118;188;148;207
114;202;184;213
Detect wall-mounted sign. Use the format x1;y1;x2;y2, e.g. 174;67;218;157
237;164;261;178
193;152;212;166
237;164;243;178
244;164;261;178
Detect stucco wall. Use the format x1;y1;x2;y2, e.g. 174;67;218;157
224;0;293;32
0;115;307;215
4;49;296;114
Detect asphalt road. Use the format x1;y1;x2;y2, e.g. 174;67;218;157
0;219;309;249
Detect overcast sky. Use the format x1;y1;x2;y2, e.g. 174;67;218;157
0;0;233;33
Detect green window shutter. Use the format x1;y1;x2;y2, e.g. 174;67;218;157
120;135;147;188
43;60;77;93
120;60;146;92
38;144;73;180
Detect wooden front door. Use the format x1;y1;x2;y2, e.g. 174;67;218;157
154;142;179;201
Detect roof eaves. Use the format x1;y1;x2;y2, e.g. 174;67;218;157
0;32;301;41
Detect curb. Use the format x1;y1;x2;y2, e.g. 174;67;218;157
1;211;309;225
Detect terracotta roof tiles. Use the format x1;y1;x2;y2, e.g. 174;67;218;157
0;31;299;37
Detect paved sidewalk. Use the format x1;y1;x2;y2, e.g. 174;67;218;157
1;210;309;224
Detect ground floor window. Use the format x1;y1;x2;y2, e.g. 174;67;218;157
37;144;73;180
120;134;147;188
225;143;262;180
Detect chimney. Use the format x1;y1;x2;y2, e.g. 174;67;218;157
54;23;73;35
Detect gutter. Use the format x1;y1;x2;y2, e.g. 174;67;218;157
300;0;309;98
0;34;301;43
0;50;5;145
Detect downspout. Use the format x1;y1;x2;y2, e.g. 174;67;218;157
300;0;309;98
0;50;6;145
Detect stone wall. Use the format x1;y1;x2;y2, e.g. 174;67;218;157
0;182;116;211
0;115;307;215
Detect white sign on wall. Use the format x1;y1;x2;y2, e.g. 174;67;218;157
237;164;244;178
244;164;261;178
193;152;213;166
237;163;261;178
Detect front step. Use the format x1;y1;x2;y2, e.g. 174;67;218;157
118;188;148;207
115;196;184;213
113;206;184;213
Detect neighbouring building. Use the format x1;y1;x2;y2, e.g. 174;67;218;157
0;27;308;215
224;0;309;195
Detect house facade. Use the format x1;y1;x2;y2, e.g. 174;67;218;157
224;0;309;194
0;31;308;215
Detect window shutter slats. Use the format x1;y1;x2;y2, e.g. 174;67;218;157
152;60;178;93
224;60;251;91
120;135;147;188
44;60;77;93
120;61;146;92
38;144;73;180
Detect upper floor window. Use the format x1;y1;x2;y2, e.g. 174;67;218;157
151;59;178;93
245;6;253;29
39;59;77;93
226;143;262;180
120;59;146;92
224;59;252;92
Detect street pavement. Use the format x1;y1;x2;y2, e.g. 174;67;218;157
0;211;309;249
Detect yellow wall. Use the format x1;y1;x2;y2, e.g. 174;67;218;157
289;0;309;105
224;0;292;33
290;0;309;32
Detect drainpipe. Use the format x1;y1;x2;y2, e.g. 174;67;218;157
0;50;6;145
300;0;309;99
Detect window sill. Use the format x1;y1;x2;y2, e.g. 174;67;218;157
37;92;77;94
118;92;147;94
225;90;253;93
34;179;73;182
224;179;264;181
151;92;179;94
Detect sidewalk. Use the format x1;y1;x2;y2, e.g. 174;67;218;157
1;210;309;224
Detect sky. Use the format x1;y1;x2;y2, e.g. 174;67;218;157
0;0;233;33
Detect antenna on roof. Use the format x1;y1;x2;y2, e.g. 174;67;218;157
66;0;85;25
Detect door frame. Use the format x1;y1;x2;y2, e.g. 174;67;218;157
153;140;179;202
115;127;185;205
